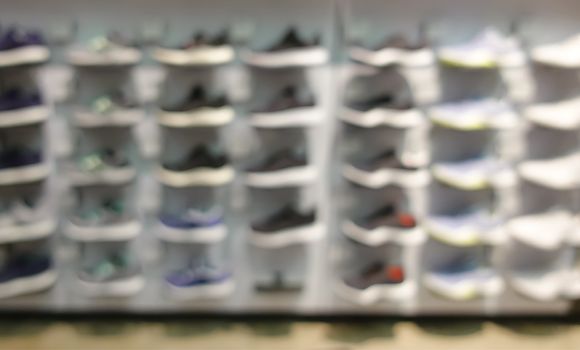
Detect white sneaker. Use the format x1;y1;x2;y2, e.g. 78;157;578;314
518;152;580;189
507;210;573;250
532;33;580;67
525;96;580;129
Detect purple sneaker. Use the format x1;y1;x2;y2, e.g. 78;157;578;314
0;27;49;67
0;253;55;298
0;89;42;112
165;264;233;299
160;206;223;229
0;149;42;170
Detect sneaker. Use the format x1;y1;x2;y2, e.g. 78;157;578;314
430;98;517;130
159;86;233;127
74;92;140;127
507;210;573;250
250;205;319;247
509;269;564;301
342;204;420;246
158;145;233;187
438;27;523;68
344;262;405;290
0;89;43;112
78;252;143;296
153;31;234;66
342;93;423;128
424;257;503;300
70;148;134;186
160;206;223;229
252;86;315;114
246;149;314;187
432;156;515;190
263;28;320;53
0;148;47;185
165;263;233;299
244;28;327;67
525;96;580;129
0;26;49;66
67;33;142;66
0;253;55;298
0;148;42;170
531;33;580;67
251;205;316;233
163;145;228;172
518;152;580;190
162;86;228;113
350;34;433;67
76;149;130;172
158;206;226;243
343;148;429;188
425;208;505;246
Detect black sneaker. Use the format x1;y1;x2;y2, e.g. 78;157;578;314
179;31;229;49
163;145;228;172
263;28;320;52
252;205;316;233
162;86;227;112
354;204;417;231
253;86;315;113
248;149;307;173
352;149;419;172
348;94;413;112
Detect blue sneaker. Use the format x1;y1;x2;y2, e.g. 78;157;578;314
0;253;56;298
426;208;505;246
160;206;223;229
165;264;233;299
424;257;503;300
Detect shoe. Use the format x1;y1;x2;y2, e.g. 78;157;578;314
343;148;430;188
509;269;564;301
0;197;55;243
251;86;318;127
250;205;319;247
246;149;315;187
158;206;226;243
438;27;523;68
0;148;47;185
158;145;233;187
253;86;315;114
78;252;144;296
342;204;421;246
70;148;135;186
0;26;49;67
163;145;228;172
74;92;141;127
518;152;580;190
67;33;141;66
425;208;505;246
525;96;580;130
432;156;516;190
350;34;434;67
430;98;517;130
0;148;42;170
165;263;233;299
507;210;573;250
153;30;234;66
67;198;140;241
0;89;47;127
159;86;233;127
0;253;55;298
531;33;580;67
243;28;328;67
424;257;503;300
336;262;412;304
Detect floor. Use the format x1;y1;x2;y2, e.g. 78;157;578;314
0;319;579;349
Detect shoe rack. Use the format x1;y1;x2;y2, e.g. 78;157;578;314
0;0;579;316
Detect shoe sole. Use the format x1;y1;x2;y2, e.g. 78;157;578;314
349;47;435;67
78;274;145;297
334;279;416;305
251;106;321;128
0;162;50;186
67;166;136;186
67;48;142;66
167;278;235;300
152;46;234;66
0;46;49;67
245;165;316;188
341;220;425;246
242;47;328;67
0;269;57;299
0;218;56;244
0;105;50;127
342;164;430;188
73;107;143;128
157;222;227;243
65;219;141;242
156;165;234;187
340;106;425;128
157;107;234;128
